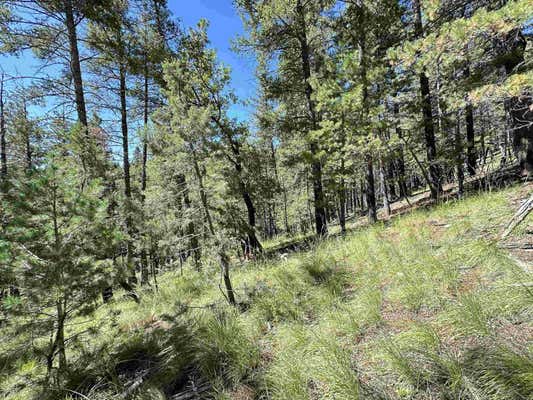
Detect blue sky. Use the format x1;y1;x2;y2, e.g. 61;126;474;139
174;0;257;121
0;0;256;122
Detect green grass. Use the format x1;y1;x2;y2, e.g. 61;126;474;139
1;185;532;399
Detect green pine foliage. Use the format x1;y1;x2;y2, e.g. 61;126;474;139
0;0;531;399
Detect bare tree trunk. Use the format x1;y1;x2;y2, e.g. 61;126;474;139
297;0;327;236
0;73;7;187
413;0;441;199
270;139;289;234
23;101;32;171
393;103;409;199
64;0;87;128
455;112;465;198
119;65;139;299
139;60;150;284
339;177;347;234
464;66;476;176
55;300;67;372
190;143;235;305
177;174;200;269
227;137;262;255
366;156;377;223
379;156;391;217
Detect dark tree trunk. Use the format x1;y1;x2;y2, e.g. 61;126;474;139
55;300;67;372
387;160;397;200
220;252;236;305
190;144;235;305
413;0;441;199
142;60;149;194
139;61;150;283
270;139;289;234
0;73;6;186
297;0;327;236
227;137;263;255
508;95;533;175
465;103;476;176
455;112;465;198
393;103;410;198
177;174;200;269
119;65;139;296
120;66;131;203
64;0;87;128
379;156;391;217
360;179;366;211
366;156;377;223
500;31;533;175
339;178;346;234
23;102;32;171
464;67;476;176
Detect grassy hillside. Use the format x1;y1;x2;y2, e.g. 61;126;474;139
1;183;532;400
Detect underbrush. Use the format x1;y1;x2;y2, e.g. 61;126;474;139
1;186;531;399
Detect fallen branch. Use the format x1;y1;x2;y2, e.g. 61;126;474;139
501;193;533;239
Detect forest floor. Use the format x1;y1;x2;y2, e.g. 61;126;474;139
265;163;523;256
1;180;532;400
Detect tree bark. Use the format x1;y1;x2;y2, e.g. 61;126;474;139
393;103;409;198
142;60;149;194
297;0;327;236
177;174;200;269
465;67;476;176
64;0;88;128
379;156;391;217
139;60;150;284
190;143;235;305
0;73;6;186
55;300;67;372
465;102;476;176
271;139;289;234
227;137;263;255
413;0;441;199
339;176;346;233
366;156;377;223
119;65;139;296
464;65;476;175
455;112;465;198
508;95;533;175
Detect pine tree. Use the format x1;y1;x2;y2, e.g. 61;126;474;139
0;126;120;384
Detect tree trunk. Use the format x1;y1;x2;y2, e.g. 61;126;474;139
366;156;377;223
464;66;476;176
297;0;327;236
455;112;465;198
219;252;236;305
119;65;139;295
0;73;6;186
508;95;533;175
413;0;441;199
227;138;263;254
190;144;235;305
142;61;149;194
379;156;391;217
64;0;87;128
339;177;346;234
500;31;532;175
177;174;200;269
393;103;409;198
23;101;32;171
465;89;476;176
190;143;215;235
139;61;150;284
387;160;397;200
56;300;67;372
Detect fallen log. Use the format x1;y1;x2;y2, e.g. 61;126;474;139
501;193;533;239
